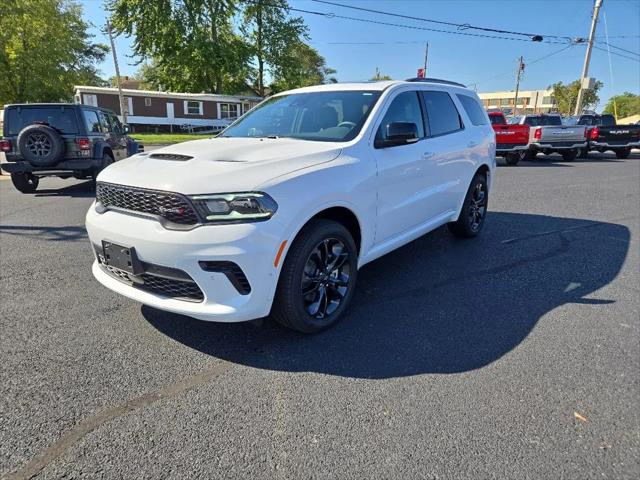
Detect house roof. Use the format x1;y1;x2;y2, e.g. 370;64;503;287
74;85;262;102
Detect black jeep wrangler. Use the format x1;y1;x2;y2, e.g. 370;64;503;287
0;103;140;193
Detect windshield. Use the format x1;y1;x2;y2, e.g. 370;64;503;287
221;90;382;142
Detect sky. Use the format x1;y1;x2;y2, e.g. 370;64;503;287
80;0;640;110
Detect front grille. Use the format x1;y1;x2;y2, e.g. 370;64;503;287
96;182;199;225
101;263;205;302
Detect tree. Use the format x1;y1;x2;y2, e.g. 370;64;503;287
108;0;250;94
371;68;392;81
270;43;337;93
603;92;640;118
548;79;603;115
0;0;107;106
242;0;308;97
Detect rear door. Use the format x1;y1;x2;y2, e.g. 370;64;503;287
372;90;439;243
419;90;470;213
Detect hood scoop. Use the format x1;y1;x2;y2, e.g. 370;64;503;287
149;153;194;161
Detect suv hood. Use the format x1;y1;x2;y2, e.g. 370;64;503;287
98;137;342;194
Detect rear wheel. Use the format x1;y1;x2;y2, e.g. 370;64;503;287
577;148;589;159
271;219;358;333
10;172;39;193
562;150;578;162
505;151;524;166
615;148;631;159
448;172;488;238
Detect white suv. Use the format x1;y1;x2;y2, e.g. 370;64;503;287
86;79;496;333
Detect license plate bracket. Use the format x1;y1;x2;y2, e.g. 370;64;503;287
102;241;143;275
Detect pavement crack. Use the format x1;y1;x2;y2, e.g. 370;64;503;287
3;361;234;480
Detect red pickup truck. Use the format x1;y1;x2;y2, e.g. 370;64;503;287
489;111;530;165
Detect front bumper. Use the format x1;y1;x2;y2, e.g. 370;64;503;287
86;204;287;322
530;141;587;151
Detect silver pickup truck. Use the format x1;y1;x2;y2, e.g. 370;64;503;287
509;114;587;161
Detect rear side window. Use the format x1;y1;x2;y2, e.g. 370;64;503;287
83;110;101;133
422;91;463;136
97;111;111;133
457;94;488;126
6;107;79;135
376;91;425;142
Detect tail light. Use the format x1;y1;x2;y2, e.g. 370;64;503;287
76;138;91;150
534;127;542;140
589;126;599;140
0;139;11;152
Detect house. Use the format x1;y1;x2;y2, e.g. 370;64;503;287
477;89;557;114
74;86;262;133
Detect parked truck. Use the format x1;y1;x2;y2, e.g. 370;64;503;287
489;111;530;166
565;114;640;159
509;114;587;161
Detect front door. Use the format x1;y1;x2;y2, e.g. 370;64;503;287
372;90;440;244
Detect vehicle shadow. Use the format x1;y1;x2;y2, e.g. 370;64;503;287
0;224;87;241
34;180;95;198
142;211;629;379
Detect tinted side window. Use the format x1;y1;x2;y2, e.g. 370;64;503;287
83;110;101;133
376;91;425;142
600;115;616;126
457;94;488;126
489;115;506;125
97;111;110;133
109;115;123;134
422;91;463;136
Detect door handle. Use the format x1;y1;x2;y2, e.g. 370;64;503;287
422;152;434;160
467;141;479;148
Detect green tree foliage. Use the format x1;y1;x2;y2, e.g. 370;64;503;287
109;0;335;95
0;0;107;105
549;79;603;115
603;92;640;118
270;43;337;93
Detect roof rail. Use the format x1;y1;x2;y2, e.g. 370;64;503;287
405;77;467;88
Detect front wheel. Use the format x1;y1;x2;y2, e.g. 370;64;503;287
10;172;39;193
271;219;358;333
615;148;631;159
448;172;488;238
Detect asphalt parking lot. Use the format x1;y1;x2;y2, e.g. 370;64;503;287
1;152;639;479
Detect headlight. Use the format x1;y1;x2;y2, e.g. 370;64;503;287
189;192;278;224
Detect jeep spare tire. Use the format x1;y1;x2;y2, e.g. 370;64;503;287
17;125;65;167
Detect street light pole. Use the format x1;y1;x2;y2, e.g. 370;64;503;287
106;19;127;124
574;0;603;115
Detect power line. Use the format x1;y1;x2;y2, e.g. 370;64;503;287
593;45;640;62
310;0;571;41
244;0;570;44
596;41;640;57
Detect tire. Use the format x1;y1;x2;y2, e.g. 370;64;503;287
92;153;114;181
448;172;488;238
577;148;589;159
10;173;39;193
271;219;358;333
615;148;631;159
561;150;578;162
524;150;537;161
505;151;524;166
17;125;65;167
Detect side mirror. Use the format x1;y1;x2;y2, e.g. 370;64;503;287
376;122;419;148
123;124;131;134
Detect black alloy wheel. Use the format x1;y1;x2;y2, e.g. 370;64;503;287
301;238;351;319
25;133;52;158
448;172;489;238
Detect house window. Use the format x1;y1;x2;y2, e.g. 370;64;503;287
220;103;240;120
542;96;555;105
184;101;203;115
144;97;152;107
83;94;98;107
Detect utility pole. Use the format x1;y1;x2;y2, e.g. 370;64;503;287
424;42;429;75
575;0;603;115
513;56;525;116
106;20;127;124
